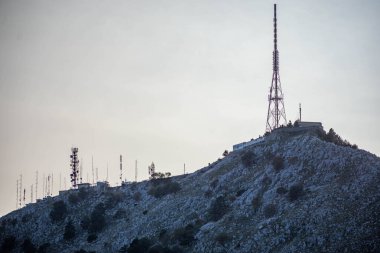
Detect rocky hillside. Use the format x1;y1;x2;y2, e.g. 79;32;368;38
1;129;379;253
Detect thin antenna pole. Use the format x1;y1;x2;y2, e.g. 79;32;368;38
106;162;109;182
92;156;94;185
135;160;138;182
16;179;18;209
19;174;22;207
31;185;33;203
35;171;38;200
51;173;54;196
23;188;26;207
299;103;302;121
96;167;98;183
120;155;123;185
80;158;83;184
184;163;186;175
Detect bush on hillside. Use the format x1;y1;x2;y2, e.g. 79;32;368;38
215;232;231;247
264;204;277;218
1;235;16;252
89;203;106;233
63;220;76;241
21;238;36;253
105;191;125;209
252;195;262;213
276;187;288;195
87;234;97;243
241;151;255;168
208;196;229;222
124;237;153;253
320;128;358;149
49;200;67;222
272;156;284;171
68;193;80;205
148;181;181;198
288;184;304;202
172;224;197;246
133;192;142;202
37;243;50;253
113;208;127;219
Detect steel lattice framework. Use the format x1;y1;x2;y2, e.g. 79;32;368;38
266;4;287;132
70;147;79;188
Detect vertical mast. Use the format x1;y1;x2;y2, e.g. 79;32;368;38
266;4;287;132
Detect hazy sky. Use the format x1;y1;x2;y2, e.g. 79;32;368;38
0;0;379;216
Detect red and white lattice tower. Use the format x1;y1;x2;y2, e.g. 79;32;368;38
266;4;287;132
70;147;79;188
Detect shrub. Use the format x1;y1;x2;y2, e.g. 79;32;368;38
80;216;90;230
241;151;255;168
87;234;97;243
49;200;67;222
21;238;36;253
148;182;181;198
68;193;80;205
78;188;89;200
37;243;50;253
321;128;358;149
210;179;218;189
88;203;106;233
262;176;272;187
288;184;304;202
125;237;153;253
272;156;284;171
252;195;262;213
133;192;142;202
215;232;231;247
208;196;229;222
276;187;287;195
172;224;197;246
114;208;127;219
105;191;125;209
264;204;277;218
63;220;76;241
236;189;246;197
1;235;16;252
204;189;212;198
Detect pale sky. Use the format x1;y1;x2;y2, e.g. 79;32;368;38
0;0;379;216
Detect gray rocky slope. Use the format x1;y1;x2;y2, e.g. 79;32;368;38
1;130;379;252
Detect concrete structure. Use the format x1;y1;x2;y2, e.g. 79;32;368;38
233;137;266;151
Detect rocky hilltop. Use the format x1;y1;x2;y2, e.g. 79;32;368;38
1;129;379;253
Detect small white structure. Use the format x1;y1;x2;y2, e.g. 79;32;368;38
296;121;323;128
77;183;91;189
233;137;265;151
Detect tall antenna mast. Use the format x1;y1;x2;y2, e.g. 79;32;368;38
299;103;302;121
70;147;79;188
266;4;287;132
120;155;123;185
35;171;38;200
92;156;94;185
19;174;22;207
16;179;19;209
106;162;109;182
80;158;83;184
135;160;138;182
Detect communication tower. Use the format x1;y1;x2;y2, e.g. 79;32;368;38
266;4;287;132
70;147;80;188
